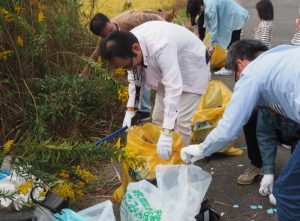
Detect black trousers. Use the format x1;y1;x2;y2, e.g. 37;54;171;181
197;13;206;41
228;29;242;49
243;108;262;168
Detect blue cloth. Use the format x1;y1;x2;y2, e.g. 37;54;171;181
202;45;300;156
273;140;300;221
139;85;151;113
54;209;85;221
0;170;10;180
256;108;300;174
203;0;248;48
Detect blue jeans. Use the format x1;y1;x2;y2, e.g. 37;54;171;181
273;140;300;220
139;85;151;113
256;108;300;174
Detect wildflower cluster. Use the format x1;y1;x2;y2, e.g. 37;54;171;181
0;7;13;22
0;50;13;61
117;87;129;106
114;68;126;77
53;183;76;200
3;140;14;153
16;180;34;195
73;165;96;183
37;3;46;23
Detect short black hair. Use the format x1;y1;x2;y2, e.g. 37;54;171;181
90;13;110;36
256;0;274;20
101;31;139;62
186;0;204;18
227;39;268;72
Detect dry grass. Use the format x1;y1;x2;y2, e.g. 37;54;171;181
82;0;178;18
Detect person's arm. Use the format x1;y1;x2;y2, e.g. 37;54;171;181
126;69;137;110
155;43;183;130
80;37;103;77
201;73;261;156
204;3;218;46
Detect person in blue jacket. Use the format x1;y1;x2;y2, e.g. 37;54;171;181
181;39;300;221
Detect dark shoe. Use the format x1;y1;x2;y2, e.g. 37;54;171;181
136;111;151;122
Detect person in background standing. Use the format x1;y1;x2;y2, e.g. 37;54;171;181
254;0;274;49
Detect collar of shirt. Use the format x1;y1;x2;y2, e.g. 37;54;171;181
138;39;149;67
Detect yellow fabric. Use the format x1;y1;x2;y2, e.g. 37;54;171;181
112;123;184;203
203;32;227;69
190;80;243;156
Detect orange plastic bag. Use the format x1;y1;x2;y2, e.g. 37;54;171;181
190;80;243;156
112;123;184;203
203;32;226;69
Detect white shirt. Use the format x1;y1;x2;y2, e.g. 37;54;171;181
202;45;300;156
127;21;210;130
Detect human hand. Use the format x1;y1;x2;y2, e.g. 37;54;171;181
157;131;173;160
259;174;274;196
122;111;136;128
180;144;205;164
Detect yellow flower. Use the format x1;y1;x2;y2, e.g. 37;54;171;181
16;180;34;195
0;8;13;22
116;138;121;149
14;4;25;14
76;181;85;189
38;11;45;22
114;68;126;76
73;165;96;183
0;50;13;61
39;189;47;198
117;87;128;106
97;57;102;64
3;140;13;153
54;183;75;200
58;170;69;179
16;36;24;47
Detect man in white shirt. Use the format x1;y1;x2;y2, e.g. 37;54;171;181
181;39;300;221
101;21;210;160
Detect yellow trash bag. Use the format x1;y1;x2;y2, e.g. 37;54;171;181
203;32;227;69
190;80;243;156
112;123;184;203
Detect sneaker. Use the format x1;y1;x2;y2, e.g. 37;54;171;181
237;165;261;185
214;67;233;76
136;111;151;122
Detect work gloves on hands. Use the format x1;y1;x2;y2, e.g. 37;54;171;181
180;144;206;164
122;111;136;128
157;131;173;160
259;174;274;196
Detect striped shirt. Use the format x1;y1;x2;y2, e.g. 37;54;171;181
291;8;300;45
254;20;273;48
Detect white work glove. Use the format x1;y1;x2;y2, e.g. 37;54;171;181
157;132;173;160
122;111;136;128
269;193;277;206
180;144;205;164
259;174;274;196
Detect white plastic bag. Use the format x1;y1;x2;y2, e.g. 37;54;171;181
120;180;162;221
156;165;212;221
78;200;116;221
120;165;212;221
